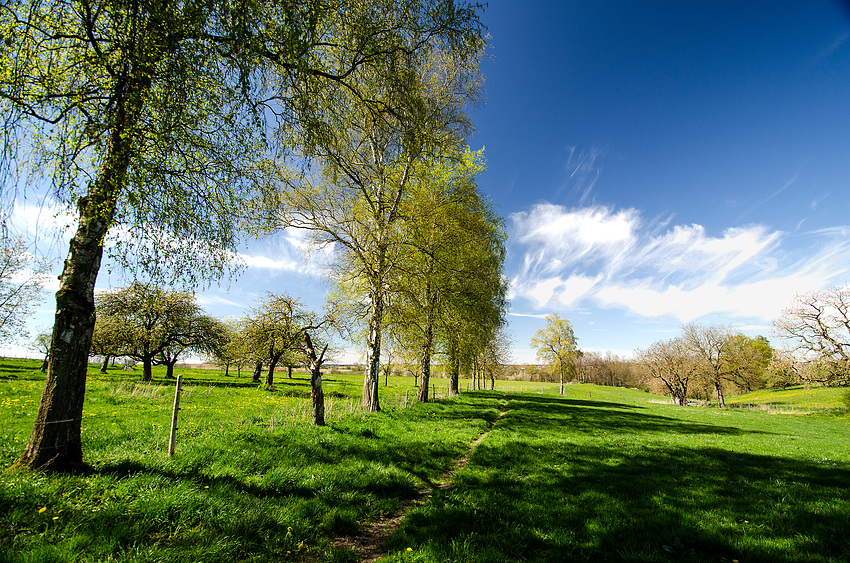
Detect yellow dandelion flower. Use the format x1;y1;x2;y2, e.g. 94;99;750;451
38;507;47;514
52;516;59;521
407;547;413;552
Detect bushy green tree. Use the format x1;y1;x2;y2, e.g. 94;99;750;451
530;313;580;395
241;293;318;387
96;283;223;382
29;330;52;373
383;147;507;401
89;314;127;373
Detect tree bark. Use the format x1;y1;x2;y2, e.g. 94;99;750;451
448;337;460;396
99;355;110;374
252;360;262;383
265;358;277;386
559;366;565;395
362;279;383;412
304;332;326;426
15;187;119;471
417;309;433;403
141;354;154;382
715;381;726;408
40;354;49;373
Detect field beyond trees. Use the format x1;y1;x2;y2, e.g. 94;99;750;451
2;359;848;562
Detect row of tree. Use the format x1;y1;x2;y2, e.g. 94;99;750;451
528;285;850;406
1;0;495;471
637;325;772;406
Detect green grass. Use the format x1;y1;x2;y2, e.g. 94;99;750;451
384;386;850;562
727;385;849;411
1;359;849;562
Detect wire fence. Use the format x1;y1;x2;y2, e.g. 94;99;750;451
0;373;481;457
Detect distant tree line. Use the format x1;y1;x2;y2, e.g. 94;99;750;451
524;285;850;407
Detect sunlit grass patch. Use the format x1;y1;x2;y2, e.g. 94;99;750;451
727;385;849;411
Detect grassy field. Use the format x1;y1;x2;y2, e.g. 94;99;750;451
1;359;848;562
726;385;849;411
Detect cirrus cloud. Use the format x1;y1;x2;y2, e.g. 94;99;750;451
508;203;850;324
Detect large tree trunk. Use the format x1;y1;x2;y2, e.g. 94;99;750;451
15;183;120;472
99;355;110;374
141;354;154;382
164;360;177;379
40;354;49;373
362;279;383;412
715;381;726;408
252;360;262;383
265;352;281;387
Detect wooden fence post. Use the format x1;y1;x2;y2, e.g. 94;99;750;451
168;374;183;456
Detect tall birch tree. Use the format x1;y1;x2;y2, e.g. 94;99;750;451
262;38;484;412
530;313;580;395
385;147;507;401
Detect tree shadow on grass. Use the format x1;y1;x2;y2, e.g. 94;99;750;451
494;393;773;440
384;393;850;563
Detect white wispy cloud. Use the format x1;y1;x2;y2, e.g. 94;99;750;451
509;203;850;323
9;199;76;239
238;253;300;271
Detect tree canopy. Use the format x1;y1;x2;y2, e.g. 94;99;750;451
95;283;225;381
639;337;698;406
774;285;850;385
240;292;322;387
530;313;580;395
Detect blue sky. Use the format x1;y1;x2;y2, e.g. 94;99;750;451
7;1;850;364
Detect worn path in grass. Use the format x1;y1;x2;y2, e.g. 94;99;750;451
332;400;508;562
378;389;850;563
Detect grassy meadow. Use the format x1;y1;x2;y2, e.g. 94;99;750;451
1;359;848;562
